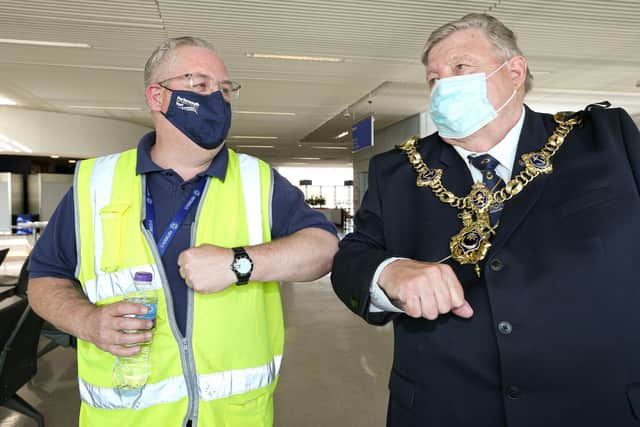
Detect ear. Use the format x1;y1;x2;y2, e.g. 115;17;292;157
507;56;527;91
146;84;165;112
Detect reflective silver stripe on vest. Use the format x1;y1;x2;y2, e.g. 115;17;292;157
79;374;187;410
90;153;122;279
79;354;282;409
82;264;163;304
237;154;263;245
199;354;282;401
73;162;82;278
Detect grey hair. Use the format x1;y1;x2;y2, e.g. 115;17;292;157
144;36;216;87
422;13;533;93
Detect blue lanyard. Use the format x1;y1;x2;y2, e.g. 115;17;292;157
144;177;208;256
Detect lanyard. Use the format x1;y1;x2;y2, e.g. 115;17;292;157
144;177;208;256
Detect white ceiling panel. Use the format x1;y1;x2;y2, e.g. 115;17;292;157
0;0;637;166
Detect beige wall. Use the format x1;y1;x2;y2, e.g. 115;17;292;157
0;107;151;158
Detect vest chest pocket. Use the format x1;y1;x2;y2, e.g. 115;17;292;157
99;202;130;272
223;389;273;427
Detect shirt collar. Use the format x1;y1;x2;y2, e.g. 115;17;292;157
135;131;229;180
452;105;526;175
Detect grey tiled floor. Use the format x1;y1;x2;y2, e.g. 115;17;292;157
0;276;393;426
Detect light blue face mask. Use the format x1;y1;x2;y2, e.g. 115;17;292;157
429;62;516;139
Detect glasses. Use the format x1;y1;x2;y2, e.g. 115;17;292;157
158;73;241;101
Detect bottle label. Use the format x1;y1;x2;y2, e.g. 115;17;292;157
137;303;157;321
123;294;158;328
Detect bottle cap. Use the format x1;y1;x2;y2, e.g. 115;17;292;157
133;271;153;282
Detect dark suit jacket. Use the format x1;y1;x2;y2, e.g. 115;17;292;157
331;105;640;427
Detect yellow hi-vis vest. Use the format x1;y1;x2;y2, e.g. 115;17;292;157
73;147;284;427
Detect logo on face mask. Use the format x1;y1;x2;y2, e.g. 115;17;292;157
162;90;232;150
176;96;200;114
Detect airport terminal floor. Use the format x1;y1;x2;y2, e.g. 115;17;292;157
0;253;394;427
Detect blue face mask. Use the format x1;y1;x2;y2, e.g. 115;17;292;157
429;62;516;139
162;89;232;150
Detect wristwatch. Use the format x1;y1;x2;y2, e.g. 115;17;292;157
231;247;253;285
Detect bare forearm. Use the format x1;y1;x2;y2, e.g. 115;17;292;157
248;227;338;283
28;277;95;341
178;228;339;292
28;277;154;356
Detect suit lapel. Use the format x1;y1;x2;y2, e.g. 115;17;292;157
489;106;555;256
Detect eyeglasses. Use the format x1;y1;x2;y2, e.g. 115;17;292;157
158;73;241;101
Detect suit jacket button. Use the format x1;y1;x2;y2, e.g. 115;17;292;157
489;258;504;271
505;385;521;400
498;321;513;335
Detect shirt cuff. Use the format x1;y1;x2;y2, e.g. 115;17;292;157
369;257;406;313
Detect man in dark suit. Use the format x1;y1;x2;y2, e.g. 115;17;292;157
331;13;640;427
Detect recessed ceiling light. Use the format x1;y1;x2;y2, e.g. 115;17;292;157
66;105;143;111
50;155;60;159
0;38;91;48
312;146;349;150
335;131;349;139
0;96;17;106
246;52;343;63
68;160;77;164
236;145;275;149
235;110;296;116
230;136;278;140
4;61;143;72
292;157;321;160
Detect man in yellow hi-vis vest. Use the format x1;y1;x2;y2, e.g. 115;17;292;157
28;37;338;427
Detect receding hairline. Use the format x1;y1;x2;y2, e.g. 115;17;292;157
144;36;219;87
155;45;225;82
423;27;508;67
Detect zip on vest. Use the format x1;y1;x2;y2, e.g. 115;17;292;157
138;176;200;422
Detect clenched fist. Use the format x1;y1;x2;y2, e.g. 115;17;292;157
379;259;473;320
177;244;238;293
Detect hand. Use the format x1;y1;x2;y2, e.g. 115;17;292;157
80;302;154;357
378;259;473;320
177;244;237;293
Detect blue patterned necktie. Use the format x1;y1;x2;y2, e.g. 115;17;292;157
468;154;505;226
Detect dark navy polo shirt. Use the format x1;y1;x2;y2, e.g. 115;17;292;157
29;132;336;336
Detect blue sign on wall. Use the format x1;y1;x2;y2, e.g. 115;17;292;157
352;116;374;152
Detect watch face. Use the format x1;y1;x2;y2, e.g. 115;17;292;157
233;257;252;275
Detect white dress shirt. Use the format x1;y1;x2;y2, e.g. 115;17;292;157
369;107;526;313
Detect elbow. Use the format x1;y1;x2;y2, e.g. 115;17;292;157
320;234;339;275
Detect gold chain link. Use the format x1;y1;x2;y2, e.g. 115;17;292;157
398;113;580;208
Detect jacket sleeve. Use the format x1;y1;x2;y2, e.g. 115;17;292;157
617;108;640;194
331;156;398;325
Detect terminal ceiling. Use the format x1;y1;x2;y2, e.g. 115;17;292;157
0;0;638;167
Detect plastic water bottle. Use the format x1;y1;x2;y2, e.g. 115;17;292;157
113;271;157;390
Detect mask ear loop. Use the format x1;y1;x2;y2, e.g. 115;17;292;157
486;60;517;114
486;60;509;79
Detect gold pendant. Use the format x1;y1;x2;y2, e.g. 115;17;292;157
449;210;496;277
